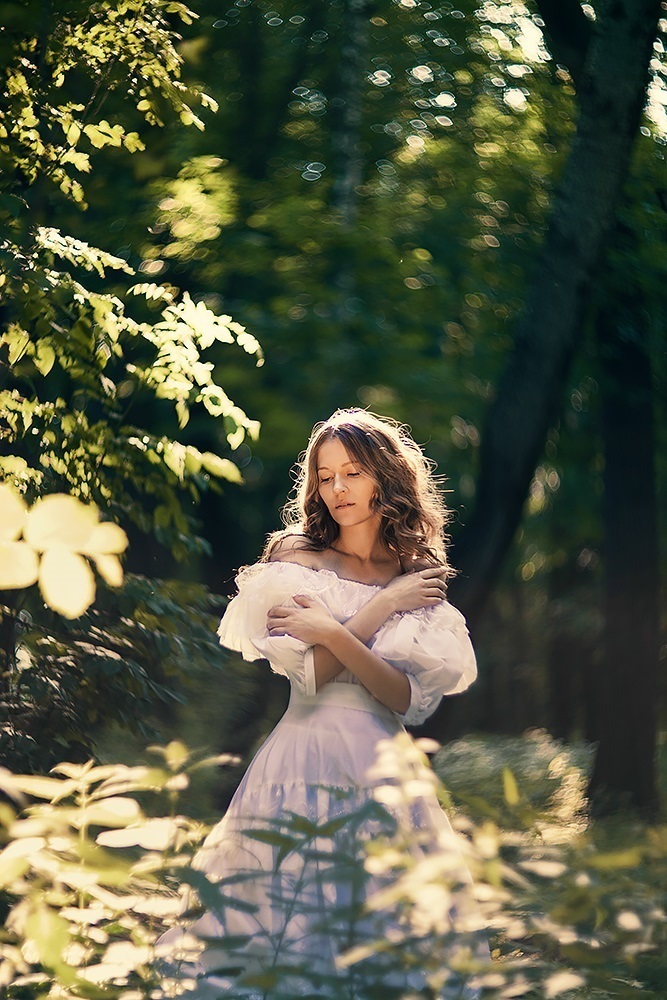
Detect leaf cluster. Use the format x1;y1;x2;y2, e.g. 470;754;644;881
0;574;233;775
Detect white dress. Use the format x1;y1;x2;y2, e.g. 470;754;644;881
162;560;482;999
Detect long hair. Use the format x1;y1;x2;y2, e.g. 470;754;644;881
263;408;455;578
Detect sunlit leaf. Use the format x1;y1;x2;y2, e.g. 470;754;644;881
165;740;189;771
34;342;55;376
93;553;123;587
588;847;644;869
4;774;76;799
201;452;242;482
38;545;96;618
96;818;177;850
0;541;39;588
76;796;143;828
0;483;27;541
82;521;128;555
544;971;586;997
25;494;99;551
519;859;567;878
502;767;520;806
25;904;71;970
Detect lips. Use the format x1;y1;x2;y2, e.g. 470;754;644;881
336;502;354;509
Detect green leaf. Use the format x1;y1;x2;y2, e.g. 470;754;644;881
242;829;299;855
34;341;56;375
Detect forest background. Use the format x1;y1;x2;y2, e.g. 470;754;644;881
1;0;666;827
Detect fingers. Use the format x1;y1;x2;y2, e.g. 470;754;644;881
419;566;446;579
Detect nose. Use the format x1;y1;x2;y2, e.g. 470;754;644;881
332;476;347;494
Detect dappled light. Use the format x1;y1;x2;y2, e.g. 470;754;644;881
0;0;665;996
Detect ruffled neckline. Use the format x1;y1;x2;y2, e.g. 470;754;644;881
240;559;387;590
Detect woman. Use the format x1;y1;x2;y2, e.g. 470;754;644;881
164;408;483;998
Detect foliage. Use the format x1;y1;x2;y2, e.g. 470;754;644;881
0;571;236;776
0;734;664;999
0;0;262;562
0;0;267;769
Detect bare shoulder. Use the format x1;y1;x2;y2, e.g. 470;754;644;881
266;533;320;567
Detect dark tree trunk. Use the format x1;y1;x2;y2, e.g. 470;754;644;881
545;560;579;739
588;306;660;814
447;0;660;622
425;0;661;744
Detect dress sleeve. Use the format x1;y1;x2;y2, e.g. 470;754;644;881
216;561;317;697
369;600;477;726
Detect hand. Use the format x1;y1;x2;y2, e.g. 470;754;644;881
382;566;447;613
267;595;339;646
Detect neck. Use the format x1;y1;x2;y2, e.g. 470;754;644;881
334;523;386;565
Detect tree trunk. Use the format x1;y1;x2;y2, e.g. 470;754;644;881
588;305;660;815
329;0;368;228
448;0;660;623
328;0;368;335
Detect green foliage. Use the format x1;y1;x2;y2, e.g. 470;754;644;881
0;0;262;562
0;573;235;775
0;742;214;998
0;734;665;998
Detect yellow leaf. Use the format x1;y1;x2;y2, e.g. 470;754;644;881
93;554;123;587
165;740;189;770
25;903;70;971
38;546;95;619
77;796;142;828
0;541;39;588
201;452;242;482
5;775;77;801
66;122;81;145
502;766;520;806
25;494;99;551
0;484;27;541
97;818;178;850
82;521;128;555
83;123;105;148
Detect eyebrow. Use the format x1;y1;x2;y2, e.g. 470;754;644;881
317;461;357;471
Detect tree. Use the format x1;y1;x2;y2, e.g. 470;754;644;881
449;0;662;618
440;0;664;812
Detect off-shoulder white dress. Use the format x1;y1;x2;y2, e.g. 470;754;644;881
165;560;482;998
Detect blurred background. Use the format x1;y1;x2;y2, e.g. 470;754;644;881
1;0;665;819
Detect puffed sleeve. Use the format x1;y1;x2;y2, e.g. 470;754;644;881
216;561;317;697
370;601;477;726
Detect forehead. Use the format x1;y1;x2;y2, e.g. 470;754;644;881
315;436;357;469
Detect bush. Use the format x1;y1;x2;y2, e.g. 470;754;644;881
0;735;664;999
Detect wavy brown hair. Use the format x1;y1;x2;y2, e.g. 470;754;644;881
263;408;455;578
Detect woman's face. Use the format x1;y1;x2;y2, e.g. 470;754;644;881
315;436;379;530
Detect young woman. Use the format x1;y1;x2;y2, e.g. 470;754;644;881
164;408;483;998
